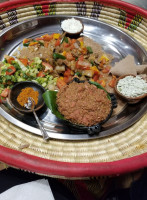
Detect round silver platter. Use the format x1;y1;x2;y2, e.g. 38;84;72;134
0;16;147;140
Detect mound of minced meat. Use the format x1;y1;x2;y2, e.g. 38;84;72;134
56;81;111;126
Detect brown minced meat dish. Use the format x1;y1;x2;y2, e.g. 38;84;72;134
56;81;111;127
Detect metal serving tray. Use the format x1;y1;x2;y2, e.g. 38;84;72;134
0;16;147;140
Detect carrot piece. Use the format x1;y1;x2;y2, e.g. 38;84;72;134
56;78;66;89
108;76;117;88
29;41;38;46
23;38;29;44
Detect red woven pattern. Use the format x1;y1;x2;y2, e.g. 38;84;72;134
0;0;147;17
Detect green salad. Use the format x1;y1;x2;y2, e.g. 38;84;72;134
0;56;57;100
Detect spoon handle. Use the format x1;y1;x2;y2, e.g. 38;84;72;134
60;31;66;44
33;110;50;141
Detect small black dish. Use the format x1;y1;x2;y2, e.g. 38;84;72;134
9;81;45;113
43;78;117;136
63;78;117;135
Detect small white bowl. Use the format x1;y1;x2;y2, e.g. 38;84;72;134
114;75;147;104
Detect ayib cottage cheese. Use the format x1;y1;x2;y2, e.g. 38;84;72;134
117;75;147;97
61;18;83;34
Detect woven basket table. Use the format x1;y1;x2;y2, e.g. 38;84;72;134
0;0;147;179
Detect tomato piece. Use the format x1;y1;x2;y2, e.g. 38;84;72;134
19;58;28;66
63;42;71;48
6;66;16;75
63;68;73;83
78;55;84;61
76;60;91;70
69;44;75;50
44;41;49;48
108;76;117;88
35;37;43;41
1;88;10;98
37;71;45;77
0;96;2;103
55;39;60;47
65;52;75;61
97;79;106;87
63;76;72;83
102;65;111;73
64;68;71;77
42;62;53;72
93;74;99;81
99;58;107;69
4;55;15;64
42;34;53;41
71;39;76;44
56;78;66;89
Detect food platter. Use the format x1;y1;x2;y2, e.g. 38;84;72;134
0;15;147;140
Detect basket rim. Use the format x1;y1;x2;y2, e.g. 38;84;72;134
0;0;147;178
0;0;147;18
0;145;147;178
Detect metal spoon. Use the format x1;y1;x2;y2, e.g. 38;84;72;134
24;97;50;141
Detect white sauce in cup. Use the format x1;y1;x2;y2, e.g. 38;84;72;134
61;18;83;34
117;75;147;97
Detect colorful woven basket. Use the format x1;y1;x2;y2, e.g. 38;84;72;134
0;0;147;179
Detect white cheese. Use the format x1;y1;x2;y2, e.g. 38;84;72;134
61;18;83;34
117;75;147;97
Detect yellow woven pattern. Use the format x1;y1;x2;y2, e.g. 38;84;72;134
0;114;146;163
0;2;146;49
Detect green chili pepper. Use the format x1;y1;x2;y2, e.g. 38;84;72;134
64;37;68;43
33;39;44;46
23;42;30;47
60;36;68;44
87;46;93;54
75;72;81;76
38;41;44;46
90;60;94;66
53;53;66;60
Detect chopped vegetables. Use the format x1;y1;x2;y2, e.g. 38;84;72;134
0;33;115;99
